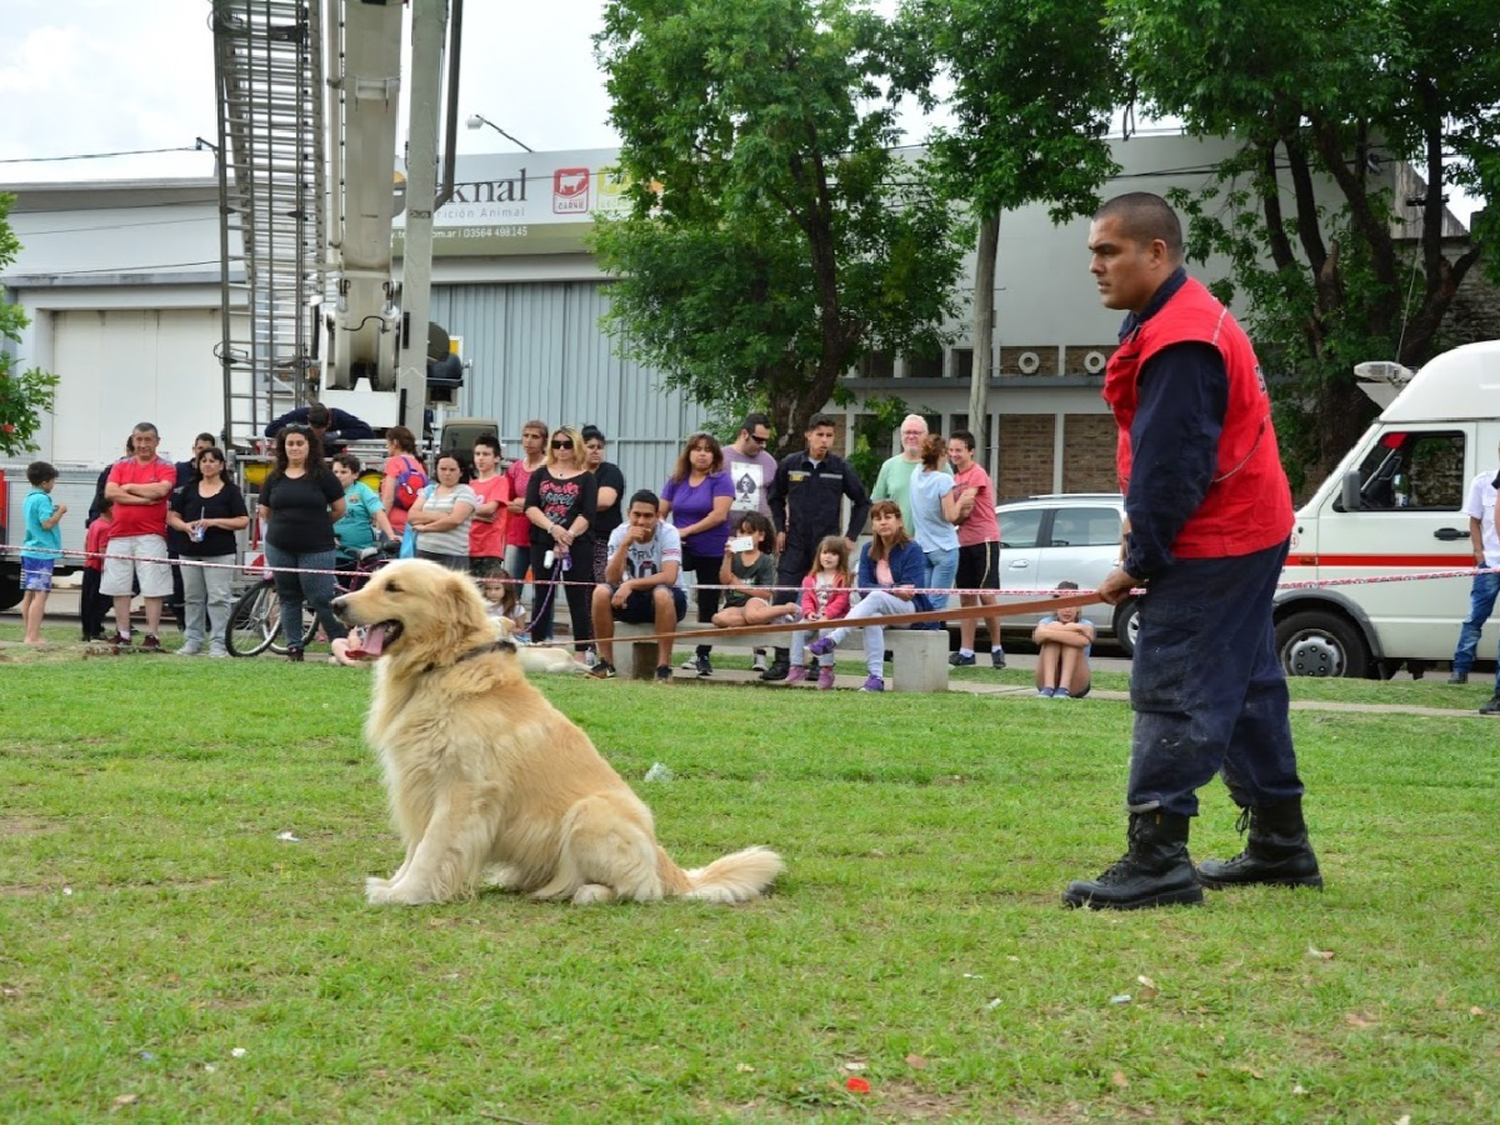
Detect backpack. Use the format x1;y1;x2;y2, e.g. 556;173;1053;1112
392;455;427;510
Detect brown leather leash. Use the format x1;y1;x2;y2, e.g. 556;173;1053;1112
542;591;1104;650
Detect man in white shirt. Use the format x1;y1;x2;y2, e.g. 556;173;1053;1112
721;412;778;669
589;490;687;681
722;413;778;517
1451;447;1500;712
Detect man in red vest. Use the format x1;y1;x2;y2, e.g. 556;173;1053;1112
1064;192;1322;910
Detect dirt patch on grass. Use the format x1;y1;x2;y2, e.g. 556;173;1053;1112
0;884;48;897
0;816;56;836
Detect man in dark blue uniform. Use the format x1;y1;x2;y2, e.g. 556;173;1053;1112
1064;192;1321;910
762;413;871;681
265;403;374;453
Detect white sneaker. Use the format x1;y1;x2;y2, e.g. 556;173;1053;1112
177;643;203;656
680;656;698;671
206;649;229;659
752;648;768;672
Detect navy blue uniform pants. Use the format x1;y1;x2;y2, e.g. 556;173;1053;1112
1126;538;1304;817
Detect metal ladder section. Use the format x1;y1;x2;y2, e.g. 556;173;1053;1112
210;0;327;455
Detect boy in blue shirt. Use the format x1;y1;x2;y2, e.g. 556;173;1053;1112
21;460;67;645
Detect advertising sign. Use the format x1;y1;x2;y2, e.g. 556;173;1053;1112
393;148;636;257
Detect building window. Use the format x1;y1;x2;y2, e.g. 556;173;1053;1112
952;348;973;381
904;348;942;379
859;351;894;379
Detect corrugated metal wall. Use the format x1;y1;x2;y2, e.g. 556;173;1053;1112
431;280;711;497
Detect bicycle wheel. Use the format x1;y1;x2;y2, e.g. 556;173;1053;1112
226;581;281;657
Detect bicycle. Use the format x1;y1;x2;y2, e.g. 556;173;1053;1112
225;541;399;658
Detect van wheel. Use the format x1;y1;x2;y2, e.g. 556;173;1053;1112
1274;611;1369;679
1113;599;1139;658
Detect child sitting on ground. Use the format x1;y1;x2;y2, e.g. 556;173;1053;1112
1032;580;1094;698
483;568;530;640
786;535;853;689
711;512;793;629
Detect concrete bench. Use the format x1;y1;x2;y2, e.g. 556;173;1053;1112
601;621;950;692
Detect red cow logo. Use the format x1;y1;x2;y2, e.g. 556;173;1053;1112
553;168;591;214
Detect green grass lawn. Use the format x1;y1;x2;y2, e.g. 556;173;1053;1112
1;628;1498;1121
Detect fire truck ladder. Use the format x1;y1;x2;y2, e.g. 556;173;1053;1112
210;0;327;455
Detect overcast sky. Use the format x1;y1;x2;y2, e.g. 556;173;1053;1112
0;0;1480;227
0;0;628;184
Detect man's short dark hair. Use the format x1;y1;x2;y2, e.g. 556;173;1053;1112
806;412;837;432
307;403;332;428
628;489;660;510
133;422;159;437
950;430;976;452
1094;192;1184;261
472;433;500;456
195;431;216;446
332;452;362;474
740;412;771;436
26;460;58;486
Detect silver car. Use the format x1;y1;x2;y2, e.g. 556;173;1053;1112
995;493;1138;654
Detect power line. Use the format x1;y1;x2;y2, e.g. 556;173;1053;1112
16;259;220;278
0;146;205;165
19;215;221;237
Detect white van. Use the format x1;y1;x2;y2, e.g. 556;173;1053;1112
1274;340;1500;678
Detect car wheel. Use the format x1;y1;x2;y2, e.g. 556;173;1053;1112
0;571;20;612
1274;611;1369;679
1113;599;1139;657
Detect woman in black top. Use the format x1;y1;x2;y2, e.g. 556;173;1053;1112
582;424;626;584
523;425;597;650
256;425;347;660
167;446;249;656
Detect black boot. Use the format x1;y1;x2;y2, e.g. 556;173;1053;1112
761;647;791;681
1063;811;1204;910
1197;798;1323;889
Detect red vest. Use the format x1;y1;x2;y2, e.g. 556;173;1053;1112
1101;277;1293;559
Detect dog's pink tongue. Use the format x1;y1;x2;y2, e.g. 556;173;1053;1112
360;624;388;656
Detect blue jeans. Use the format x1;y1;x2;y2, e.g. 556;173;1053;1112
1126;540;1305;817
923;547;959;612
264;544;346;651
1451;569;1500;679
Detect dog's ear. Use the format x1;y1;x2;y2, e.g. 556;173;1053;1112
441;570;490;631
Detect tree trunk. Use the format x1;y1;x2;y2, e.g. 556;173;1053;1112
968;211;1000;467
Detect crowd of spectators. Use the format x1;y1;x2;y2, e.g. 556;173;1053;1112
35;408;1083;687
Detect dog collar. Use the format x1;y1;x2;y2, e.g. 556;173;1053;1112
425;638;516;674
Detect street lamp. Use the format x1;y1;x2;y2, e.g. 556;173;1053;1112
465;114;534;153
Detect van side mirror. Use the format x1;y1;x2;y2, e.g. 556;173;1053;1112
1340;470;1363;513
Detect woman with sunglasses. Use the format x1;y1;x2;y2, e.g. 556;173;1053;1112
523;426;597;655
257;425;348;661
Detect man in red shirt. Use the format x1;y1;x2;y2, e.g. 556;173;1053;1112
502;420;548;599
102;422;178;651
1064;192;1319;910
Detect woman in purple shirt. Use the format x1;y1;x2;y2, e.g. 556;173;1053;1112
660;431;735;677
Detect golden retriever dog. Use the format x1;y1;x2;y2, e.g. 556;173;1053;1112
332;559;784;906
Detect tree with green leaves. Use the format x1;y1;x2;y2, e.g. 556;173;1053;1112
593;0;966;456
900;0;1121;452
0;193;59;458
1112;0;1500;488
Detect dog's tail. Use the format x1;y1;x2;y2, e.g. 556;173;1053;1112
675;845;785;904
